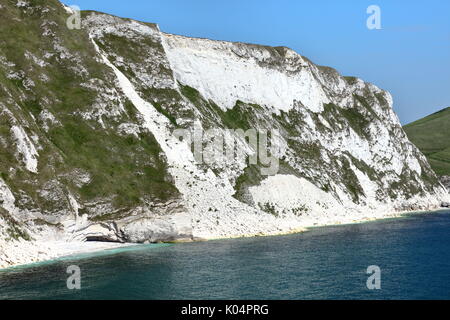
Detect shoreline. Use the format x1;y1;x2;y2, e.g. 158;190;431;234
0;241;171;272
194;207;449;242
1;207;449;272
0;241;139;272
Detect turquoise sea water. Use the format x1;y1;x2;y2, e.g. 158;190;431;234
1;210;449;300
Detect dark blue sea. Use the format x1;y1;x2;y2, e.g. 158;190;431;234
1;210;449;300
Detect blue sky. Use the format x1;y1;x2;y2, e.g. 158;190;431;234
63;0;450;124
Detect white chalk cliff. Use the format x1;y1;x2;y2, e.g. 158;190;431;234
0;1;448;268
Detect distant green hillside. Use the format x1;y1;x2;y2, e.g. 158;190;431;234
404;107;450;176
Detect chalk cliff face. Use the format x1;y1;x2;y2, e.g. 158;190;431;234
441;176;450;192
0;0;448;267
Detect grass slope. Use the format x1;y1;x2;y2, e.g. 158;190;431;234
404;107;450;176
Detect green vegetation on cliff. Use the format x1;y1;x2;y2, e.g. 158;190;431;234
0;0;179;218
